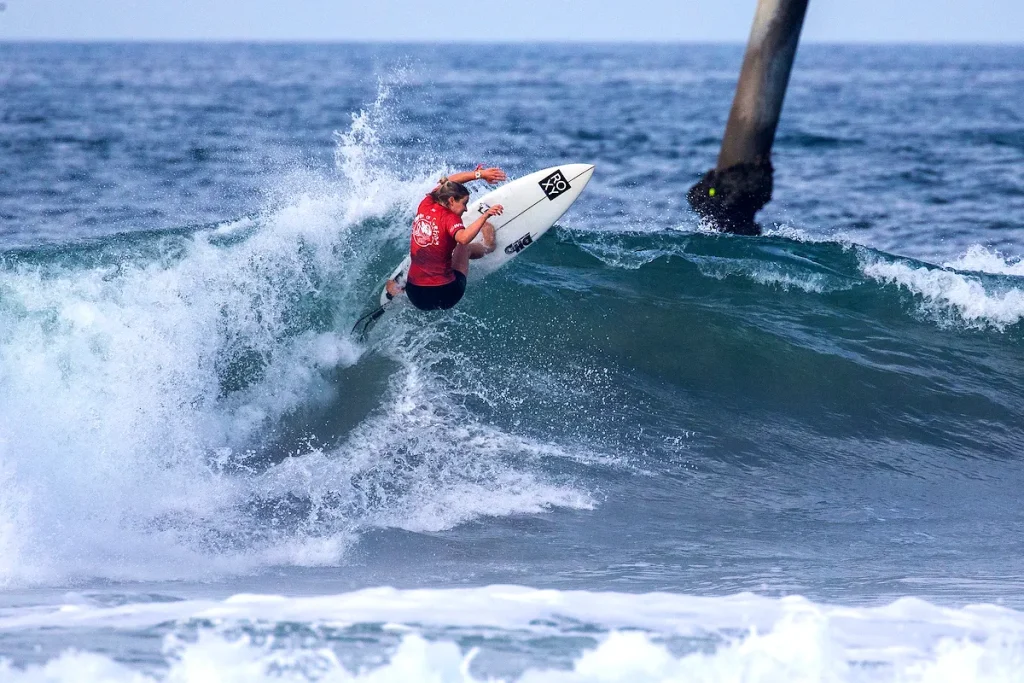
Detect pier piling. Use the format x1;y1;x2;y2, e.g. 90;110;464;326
687;0;810;235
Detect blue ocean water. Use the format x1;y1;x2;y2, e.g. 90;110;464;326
0;42;1023;681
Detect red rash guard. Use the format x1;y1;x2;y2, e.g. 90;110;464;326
406;195;464;287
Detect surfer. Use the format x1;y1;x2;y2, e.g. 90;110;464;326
386;166;506;310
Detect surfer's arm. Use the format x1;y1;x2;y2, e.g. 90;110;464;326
454;204;503;245
432;166;506;191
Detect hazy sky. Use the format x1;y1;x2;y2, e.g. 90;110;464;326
1;0;1022;43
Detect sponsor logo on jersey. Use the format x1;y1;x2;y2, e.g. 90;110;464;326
412;214;438;248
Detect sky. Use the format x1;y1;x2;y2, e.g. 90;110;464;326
0;0;1022;43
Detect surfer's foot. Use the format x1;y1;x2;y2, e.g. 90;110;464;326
385;279;403;299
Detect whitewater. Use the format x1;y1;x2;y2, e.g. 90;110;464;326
0;43;1023;681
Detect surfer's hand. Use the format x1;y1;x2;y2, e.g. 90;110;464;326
476;166;506;184
485;204;504;217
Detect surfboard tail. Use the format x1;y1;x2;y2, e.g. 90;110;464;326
351;305;386;340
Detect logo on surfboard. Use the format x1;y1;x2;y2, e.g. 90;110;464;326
539;170;570;200
504;233;534;255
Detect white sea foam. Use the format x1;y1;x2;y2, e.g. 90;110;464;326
943;245;1024;277
2;588;1024;682
761;223;864;254
746;266;834;293
3;586;1021;644
0;444;32;587
861;256;1024;330
761;223;825;244
4;629;1022;683
250;363;594;538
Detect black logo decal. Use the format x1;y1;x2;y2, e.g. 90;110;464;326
504;233;533;255
539;170;571;200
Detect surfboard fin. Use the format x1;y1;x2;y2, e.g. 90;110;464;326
351;305;386;340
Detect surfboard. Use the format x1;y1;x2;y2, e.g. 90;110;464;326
352;163;595;336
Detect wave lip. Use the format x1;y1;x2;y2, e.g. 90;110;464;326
861;253;1024;330
944;246;1024;277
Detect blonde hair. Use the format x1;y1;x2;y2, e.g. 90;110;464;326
430;178;470;206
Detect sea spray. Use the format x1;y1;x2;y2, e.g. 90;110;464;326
0;87;419;584
0;84;597;587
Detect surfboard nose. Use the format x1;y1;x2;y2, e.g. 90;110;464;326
571;163;596;188
565;163;595;174
560;163;596;186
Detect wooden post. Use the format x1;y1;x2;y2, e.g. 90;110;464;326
687;0;810;235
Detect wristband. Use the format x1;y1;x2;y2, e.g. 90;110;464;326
475;169;482;180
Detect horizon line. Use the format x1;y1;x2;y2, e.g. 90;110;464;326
1;37;1023;47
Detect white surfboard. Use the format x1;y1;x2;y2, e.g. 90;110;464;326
378;163;596;308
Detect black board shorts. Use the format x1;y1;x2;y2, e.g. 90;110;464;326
405;271;466;311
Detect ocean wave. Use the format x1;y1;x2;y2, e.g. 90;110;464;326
4;209;1024;589
561;229;1024;332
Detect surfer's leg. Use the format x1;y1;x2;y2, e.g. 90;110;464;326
453;244;470;276
467;222;496;260
454;223;496;275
